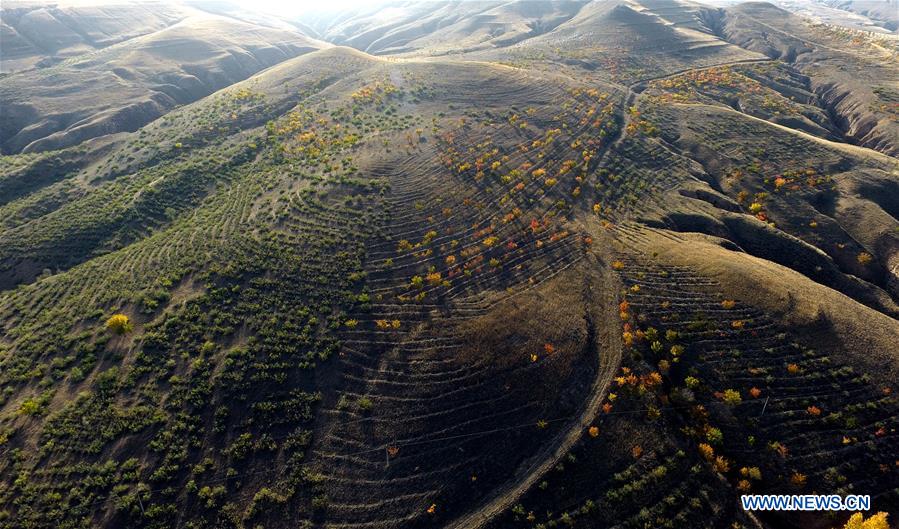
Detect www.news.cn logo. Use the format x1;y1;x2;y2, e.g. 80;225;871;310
741;494;871;511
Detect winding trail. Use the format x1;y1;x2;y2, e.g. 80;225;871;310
445;236;623;529
611;57;773;152
737;11;891;61
442;58;779;529
613;55;894;162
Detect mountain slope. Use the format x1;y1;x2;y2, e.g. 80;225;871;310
702;1;899;156
298;0;591;55
0;2;897;529
0;1;191;73
0;5;329;154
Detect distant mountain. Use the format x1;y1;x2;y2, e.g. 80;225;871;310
297;0;590;55
0;2;329;154
822;0;899;30
0;1;192;73
704;1;898;155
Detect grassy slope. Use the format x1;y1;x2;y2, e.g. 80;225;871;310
0;1;897;528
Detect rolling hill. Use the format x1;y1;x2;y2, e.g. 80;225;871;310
0;1;897;529
0;2;329;154
0;1;192;74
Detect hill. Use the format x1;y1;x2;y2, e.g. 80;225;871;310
0;3;329;154
0;2;897;529
701;1;899;155
299;0;590;55
822;0;899;30
0;1;191;74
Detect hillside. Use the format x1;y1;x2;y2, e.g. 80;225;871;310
299;0;591;55
0;2;329;154
0;2;897;529
0;1;191;73
702;1;899;155
821;0;899;30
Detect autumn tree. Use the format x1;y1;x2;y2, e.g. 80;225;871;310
842;512;890;529
722;389;742;405
106;314;133;335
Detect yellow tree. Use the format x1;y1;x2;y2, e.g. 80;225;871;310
106;314;133;335
842;512;889;529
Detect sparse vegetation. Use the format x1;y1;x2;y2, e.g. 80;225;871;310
1;3;897;529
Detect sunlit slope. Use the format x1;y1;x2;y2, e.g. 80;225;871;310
0;8;329;154
0;47;628;528
472;0;763;83
299;1;590;55
0;1;191;73
704;1;899;155
0;2;898;529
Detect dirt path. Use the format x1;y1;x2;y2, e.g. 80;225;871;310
738;12;889;61
610;58;773;152
445;234;623;529
443;58;780;529
689;101;898;161
629;57;772;91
